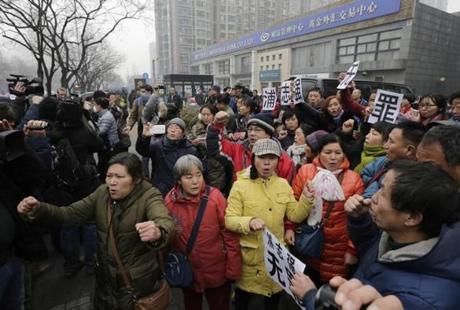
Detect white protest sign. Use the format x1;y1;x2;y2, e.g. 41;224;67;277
293;78;304;105
263;228;306;309
337;61;360;90
368;89;403;124
280;81;292;106
262;87;277;111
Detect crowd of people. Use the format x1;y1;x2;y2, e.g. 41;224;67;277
1;76;460;310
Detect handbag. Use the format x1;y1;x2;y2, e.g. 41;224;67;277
107;202;172;310
164;186;210;288
294;202;335;258
294;172;344;258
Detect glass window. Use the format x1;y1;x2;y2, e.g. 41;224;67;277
379;41;389;51
357;53;375;62
339;37;356;46
358;33;377;43
338;47;347;55
260;57;263;62
367;42;377;52
272;55;276;60
272;64;275;69
390;39;401;49
380;29;401;40
260;66;263;71
347;46;355;54
357;44;366;53
278;64;282;69
266;65;269;70
279;54;282;59
339;55;355;64
266;56;269;61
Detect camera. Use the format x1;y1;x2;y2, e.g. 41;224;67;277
7;74;44;96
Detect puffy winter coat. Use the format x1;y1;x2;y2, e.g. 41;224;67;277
360;156;390;199
292;157;364;282
207;123;295;183
225;169;313;296
35;181;175;310
165;185;242;292
349;214;460;309
136;135;198;196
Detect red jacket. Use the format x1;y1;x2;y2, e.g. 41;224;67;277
206;123;295;183
164;185;242;292
292;157;364;282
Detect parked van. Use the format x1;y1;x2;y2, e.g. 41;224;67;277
288;76;416;101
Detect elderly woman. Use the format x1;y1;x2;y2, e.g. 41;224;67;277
225;138;313;310
292;134;364;286
17;152;175;309
164;155;241;310
136;117;199;196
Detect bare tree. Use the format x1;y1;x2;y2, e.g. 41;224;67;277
0;0;146;94
73;42;124;92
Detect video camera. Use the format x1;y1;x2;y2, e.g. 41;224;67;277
7;74;44;96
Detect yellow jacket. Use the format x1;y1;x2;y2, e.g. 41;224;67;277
225;168;313;296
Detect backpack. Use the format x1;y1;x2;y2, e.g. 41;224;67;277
52;138;99;200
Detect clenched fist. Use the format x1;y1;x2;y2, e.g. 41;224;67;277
17;196;41;216
135;221;162;242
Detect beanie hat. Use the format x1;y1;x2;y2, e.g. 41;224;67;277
306;130;329;153
167;117;186;131
247;113;275;135
252;138;281;157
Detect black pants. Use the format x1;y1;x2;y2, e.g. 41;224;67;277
234;288;281;310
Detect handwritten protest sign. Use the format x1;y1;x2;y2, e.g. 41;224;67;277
293;78;304;105
262;87;277;111
368;89;403;124
337;61;360;90
280;81;292;106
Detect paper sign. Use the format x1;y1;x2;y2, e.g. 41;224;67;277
262;87;277;111
368;89;403;124
280;81;292;106
293;78;304;105
263;228;306;309
337;61;360;90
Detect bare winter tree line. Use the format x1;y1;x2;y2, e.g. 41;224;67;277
0;0;147;93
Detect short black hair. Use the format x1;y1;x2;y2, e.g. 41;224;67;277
307;87;323;98
0;103;15;122
393;121;426;147
372;121;394;143
281;109;298;125
107;152;143;183
449;91;460;106
216;93;230;106
389;160;460;237
95;97;110;109
420;125;460;166
419;94;447;115
200;104;218;115
317;133;344;153
239;95;257;113
141;85;153;93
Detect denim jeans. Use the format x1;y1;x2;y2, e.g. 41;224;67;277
0;256;24;310
60;223;97;271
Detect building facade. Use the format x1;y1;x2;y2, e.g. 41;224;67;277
190;0;460;96
154;0;340;81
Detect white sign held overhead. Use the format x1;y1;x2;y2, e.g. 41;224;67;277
263;228;306;309
280;81;291;106
293;78;304;105
262;87;277;111
368;89;403;124
337;61;360;90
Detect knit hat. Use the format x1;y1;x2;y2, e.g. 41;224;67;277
252;139;281;157
167;117;186;131
306;130;329;153
247;113;275;135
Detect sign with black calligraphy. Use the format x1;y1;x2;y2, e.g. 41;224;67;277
262;87;277;111
263;228;306;309
280;81;292;106
368;89;403;124
337;61;360;90
293;78;304;105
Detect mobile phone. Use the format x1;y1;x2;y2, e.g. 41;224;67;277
150;124;166;135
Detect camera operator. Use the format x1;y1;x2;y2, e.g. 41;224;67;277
0;115;49;309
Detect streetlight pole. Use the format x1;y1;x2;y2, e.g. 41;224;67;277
152;58;158;86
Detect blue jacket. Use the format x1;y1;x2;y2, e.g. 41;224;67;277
360;156;390;198
136;135;198;196
349;214;460;309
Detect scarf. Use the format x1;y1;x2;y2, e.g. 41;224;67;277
354;144;386;174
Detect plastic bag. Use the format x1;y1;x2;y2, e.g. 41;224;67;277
307;168;345;226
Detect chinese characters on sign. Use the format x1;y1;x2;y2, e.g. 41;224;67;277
280;81;292;106
262;87;277;111
293;78;304;105
337;61;360;90
263;228;306;309
368;89;403;124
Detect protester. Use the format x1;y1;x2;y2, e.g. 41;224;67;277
279;109;300;150
164;155;241;310
292;134;364;284
416;94;447;125
17;153;175;309
225;139;314;310
448;91;460;123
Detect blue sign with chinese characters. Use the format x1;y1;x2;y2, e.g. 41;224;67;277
260;69;281;81
192;0;401;62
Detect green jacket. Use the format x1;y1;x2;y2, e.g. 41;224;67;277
36;181;175;309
